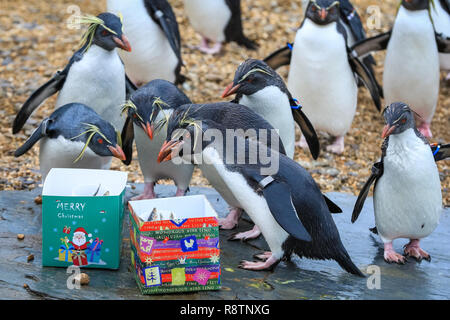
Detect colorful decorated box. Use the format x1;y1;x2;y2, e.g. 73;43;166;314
129;195;221;295
42;168;128;269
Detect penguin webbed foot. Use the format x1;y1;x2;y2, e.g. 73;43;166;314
383;242;407;265
130;182;156;201
326;136;345;154
403;240;431;263
197;37;223;55
228;225;261;242
218;208;242;230
238;255;280;272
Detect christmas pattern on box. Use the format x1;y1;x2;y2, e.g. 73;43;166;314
129;196;221;294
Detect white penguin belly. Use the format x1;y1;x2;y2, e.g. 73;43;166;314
287;20;357;137
373;129;442;242
39;136;112;182
56;46;126;131
383;7;440;123
430;2;450;70
239;86;296;159
201;147;289;259
184;0;231;42
134;121;194;190
107;0;179;84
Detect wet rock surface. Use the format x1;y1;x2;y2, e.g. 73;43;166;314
0;185;449;300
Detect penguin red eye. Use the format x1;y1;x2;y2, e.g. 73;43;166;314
133;114;137;119
98;138;104;144
101;30;109;36
401;119;407;124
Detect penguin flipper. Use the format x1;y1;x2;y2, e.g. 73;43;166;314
436;32;450;53
264;45;292;70
242;169;312;242
351;161;383;223
348;55;381;111
431;144;450;162
291;107;320;160
12;71;66;134
224;0;258;49
323;195;343;214
350;31;391;58
121;115;135;166
14;118;51;157
144;0;182;62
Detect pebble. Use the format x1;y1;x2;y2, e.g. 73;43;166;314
75;273;90;286
17;234;25;240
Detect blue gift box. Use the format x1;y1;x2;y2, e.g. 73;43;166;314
86;238;103;264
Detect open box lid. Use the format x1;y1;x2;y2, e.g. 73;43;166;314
129;195;218;222
42;168;128;197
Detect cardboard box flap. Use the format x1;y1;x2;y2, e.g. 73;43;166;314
129;195;218;222
43;168;128;197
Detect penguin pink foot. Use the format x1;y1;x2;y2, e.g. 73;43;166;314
131;182;156;201
229;225;261;241
253;251;272;262
417;122;432;138
383;242;406;264
326;136;345;154
197;37;222;55
238;254;279;271
218;208;242;230
404;239;431;262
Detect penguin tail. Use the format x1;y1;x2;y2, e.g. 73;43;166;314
335;251;365;278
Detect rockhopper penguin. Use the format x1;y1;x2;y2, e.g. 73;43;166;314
120;80;194;200
350;0;450;138
157;105;362;276
107;0;185;85
14;103;126;182
12;13;133;134
430;0;450;79
222;59;320;160
352;102;444;264
264;0;382;155
183;0;257;54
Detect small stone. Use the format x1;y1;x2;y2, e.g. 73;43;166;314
75;273;90;286
34;195;42;205
17;234;25;240
27;254;34;262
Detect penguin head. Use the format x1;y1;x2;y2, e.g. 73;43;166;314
69;119;126;162
157;105;212;163
381;102;418;138
222;59;278;98
80;13;131;52
306;0;340;25
122;94;172;141
401;0;429;11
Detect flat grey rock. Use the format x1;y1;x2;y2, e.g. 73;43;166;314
0;185;449;300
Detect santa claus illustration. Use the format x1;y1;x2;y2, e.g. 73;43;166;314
67;227;93;250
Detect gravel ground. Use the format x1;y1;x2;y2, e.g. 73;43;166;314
0;0;448;205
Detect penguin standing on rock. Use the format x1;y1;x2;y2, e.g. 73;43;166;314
12;13;132;134
352;102;444;264
183;0;257;54
14;103;126;182
157;106;362;276
120;80;194;200
107;0;185;85
221;59;320;160
351;0;450;138
264;0;381;155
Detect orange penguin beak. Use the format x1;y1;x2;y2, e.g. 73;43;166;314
113;34;132;52
320;8;328;20
381;125;396;139
221;82;241;98
108;144;126;161
157;140;183;163
141;122;154;140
